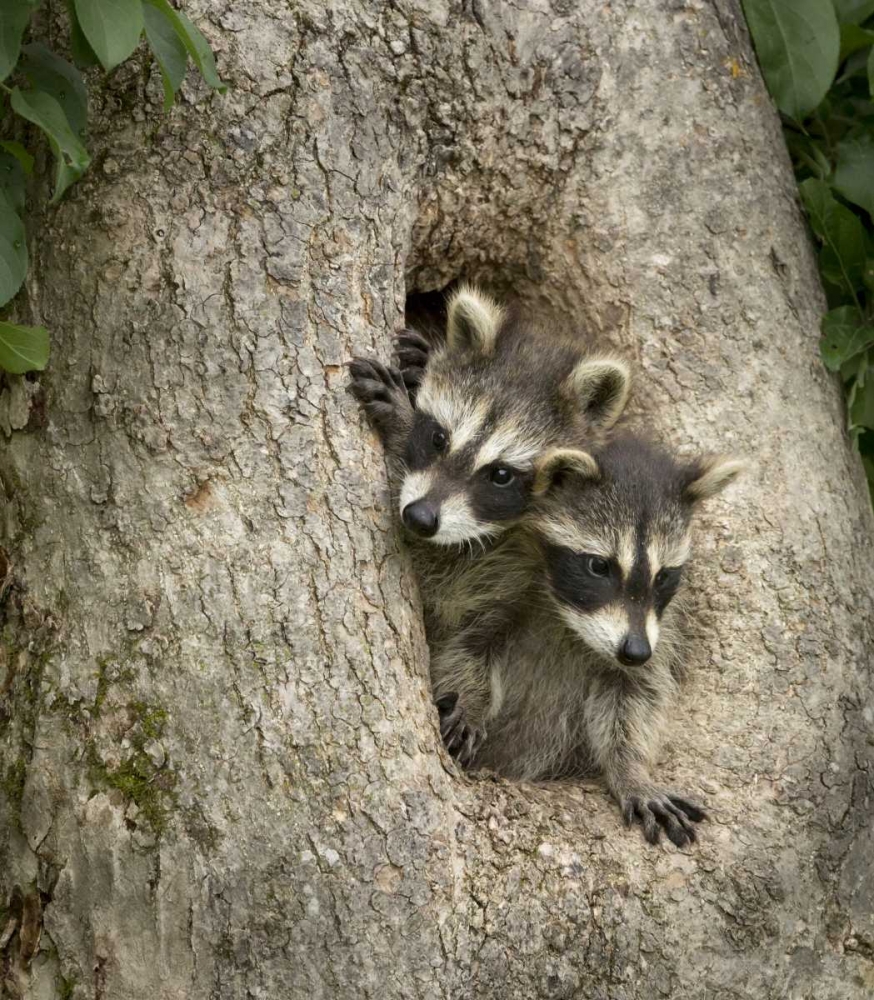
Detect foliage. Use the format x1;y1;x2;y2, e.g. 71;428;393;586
744;0;874;494
0;0;225;375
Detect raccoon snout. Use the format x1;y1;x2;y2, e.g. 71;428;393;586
617;635;652;666
402;499;440;538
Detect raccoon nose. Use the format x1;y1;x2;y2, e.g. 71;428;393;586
402;499;439;537
618;635;652;666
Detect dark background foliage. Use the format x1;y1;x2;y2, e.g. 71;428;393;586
744;0;874;498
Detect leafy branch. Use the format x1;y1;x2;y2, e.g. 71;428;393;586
0;0;226;375
743;0;874;496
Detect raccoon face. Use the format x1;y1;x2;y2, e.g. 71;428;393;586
397;285;631;546
533;437;743;666
399;405;541;545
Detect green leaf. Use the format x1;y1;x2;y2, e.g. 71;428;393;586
20;43;89;135
834;134;874;218
0;141;34;175
0;321;48;374
850;371;874;428
10;87;91;202
50;153;87;203
73;0;144;72
832;0;874;25
799;177;866;293
143;0;226;93
0;196;27;307
785;130;832;179
835;45;871;83
847;365;865;421
820;306;874;370
0;153;27;214
66;0;100;67
868;44;874;95
174;9;225;92
741;0;840;120
799;178;835;240
0;0;37;83
143;2;187;110
839;24;874;61
840;351;867;382
821;239;866;295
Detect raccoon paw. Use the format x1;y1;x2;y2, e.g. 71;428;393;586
394;328;431;368
435;693;485;769
347;357;411;428
620;789;707;848
394;329;432;391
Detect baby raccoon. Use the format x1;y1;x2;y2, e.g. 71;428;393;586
349;284;629;545
433;433;743;846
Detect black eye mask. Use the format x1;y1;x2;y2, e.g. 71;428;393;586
404;412;449;471
467;465;533;524
653;566;683;616
545;545;618;612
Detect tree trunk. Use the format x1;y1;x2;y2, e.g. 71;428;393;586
2;1;872;997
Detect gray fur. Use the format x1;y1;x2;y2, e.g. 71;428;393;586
347;293;742;846
430;434;741;846
348;287;630;634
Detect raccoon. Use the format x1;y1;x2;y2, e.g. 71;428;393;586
432;432;743;846
348;285;631;638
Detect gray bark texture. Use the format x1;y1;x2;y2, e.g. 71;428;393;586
1;0;873;997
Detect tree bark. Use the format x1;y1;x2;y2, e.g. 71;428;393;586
2;1;873;997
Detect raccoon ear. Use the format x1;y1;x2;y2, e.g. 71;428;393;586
565;358;631;430
446;284;505;355
534;448;600;495
683;455;745;504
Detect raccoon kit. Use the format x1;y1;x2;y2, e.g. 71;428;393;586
431;433;742;846
348;285;742;846
348;285;630;645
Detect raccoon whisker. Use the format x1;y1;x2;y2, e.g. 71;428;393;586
473;531;495;556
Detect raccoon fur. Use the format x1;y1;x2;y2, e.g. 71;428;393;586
431;432;743;846
348;284;631;644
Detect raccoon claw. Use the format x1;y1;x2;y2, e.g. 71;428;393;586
347;357;412;428
347;356;408;396
435;694;485;769
399;365;424;393
394;329;432;371
620;790;706;848
393;329;432;398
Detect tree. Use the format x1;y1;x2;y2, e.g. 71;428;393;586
2;1;873;997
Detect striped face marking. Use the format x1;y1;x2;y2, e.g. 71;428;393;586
473;420;546;472
398;382;544;546
399;467;495;545
616;527;636;580
647;536;691;577
447;399;491;454
415;382;491;456
399;470;435;515
539;518;614;558
433;493;492;546
543;523;690;663
645;609;660;650
559;603;628;660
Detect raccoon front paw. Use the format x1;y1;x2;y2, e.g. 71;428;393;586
435;693;485;769
620;789;706;847
347;357;412;430
393;329;432;392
